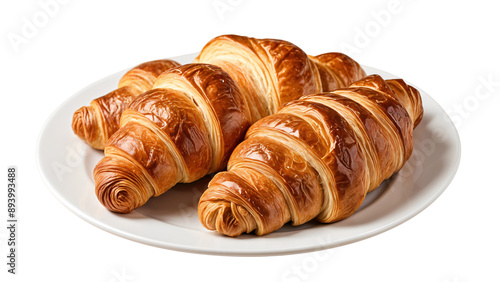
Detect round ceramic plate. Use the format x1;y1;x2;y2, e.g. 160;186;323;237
37;53;461;256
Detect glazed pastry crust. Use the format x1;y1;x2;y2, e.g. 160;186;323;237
198;74;424;236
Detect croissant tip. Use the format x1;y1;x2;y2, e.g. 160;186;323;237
94;156;153;214
94;180;139;214
72;106;104;150
105;189;135;214
72;107;87;135
198;197;252;237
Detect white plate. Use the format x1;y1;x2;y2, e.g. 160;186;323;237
36;53;461;256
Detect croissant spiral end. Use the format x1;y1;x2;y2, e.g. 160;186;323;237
198;199;255;237
94;156;154;213
72;106;104;150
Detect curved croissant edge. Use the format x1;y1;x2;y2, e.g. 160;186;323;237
72;59;180;150
198;74;424;237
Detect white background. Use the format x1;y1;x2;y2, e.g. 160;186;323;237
1;0;499;281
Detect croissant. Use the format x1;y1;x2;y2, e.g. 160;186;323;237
198;74;424;236
93;35;367;213
72;59;180;149
94;63;251;213
194;34;366;123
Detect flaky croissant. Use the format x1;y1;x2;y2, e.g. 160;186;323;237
194;34;366;123
198;74;424;236
72;59;180;149
93;35;366;213
94;64;251;213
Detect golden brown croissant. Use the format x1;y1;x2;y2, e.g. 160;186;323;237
94;64;251;213
198;74;424;236
194;34;366;123
93;35;366;213
72;59;180;149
